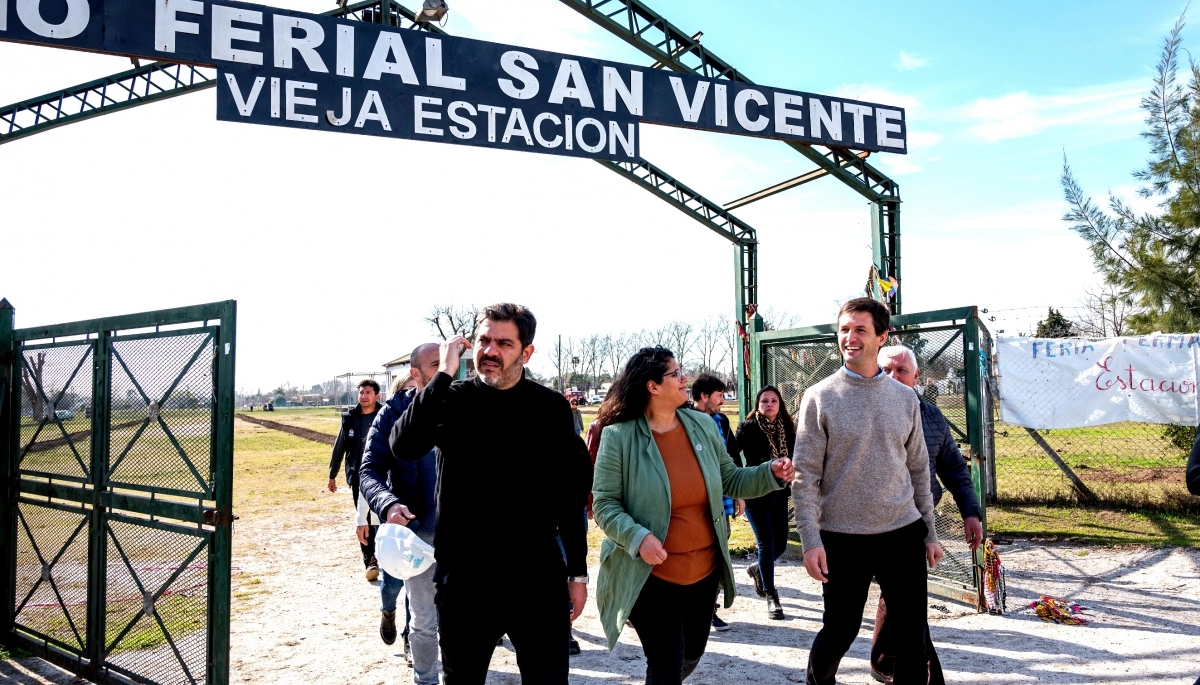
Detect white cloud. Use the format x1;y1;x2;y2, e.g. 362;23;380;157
896;51;929;71
834;84;922;118
965;81;1144;143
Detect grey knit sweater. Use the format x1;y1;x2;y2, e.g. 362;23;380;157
791;369;937;549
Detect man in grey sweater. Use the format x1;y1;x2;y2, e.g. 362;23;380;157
792;298;943;685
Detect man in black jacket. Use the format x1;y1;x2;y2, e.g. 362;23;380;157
328;379;382;581
380;303;592;685
873;345;984;684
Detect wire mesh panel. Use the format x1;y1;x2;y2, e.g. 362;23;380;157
3;301;235;685
17;342;94;481
12;501;91;655
104;517;209;685
108;330;215;498
993;421;1192;508
758;316;985;604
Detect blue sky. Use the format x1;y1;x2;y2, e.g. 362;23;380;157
0;0;1190;390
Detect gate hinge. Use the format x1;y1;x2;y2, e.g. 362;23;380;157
203;508;238;526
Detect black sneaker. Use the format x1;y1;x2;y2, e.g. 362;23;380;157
747;563;766;597
380;610;397;645
711;614;731;632
568;635;581;655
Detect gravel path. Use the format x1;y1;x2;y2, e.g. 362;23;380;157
3;512;1198;685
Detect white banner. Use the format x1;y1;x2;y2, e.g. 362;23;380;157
996;334;1200;428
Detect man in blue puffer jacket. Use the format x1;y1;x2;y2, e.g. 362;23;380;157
359;343;442;685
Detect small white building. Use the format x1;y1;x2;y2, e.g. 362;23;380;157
382;353;411;398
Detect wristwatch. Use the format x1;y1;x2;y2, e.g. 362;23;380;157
568;574;590;585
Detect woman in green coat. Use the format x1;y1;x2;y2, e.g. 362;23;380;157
592;346;794;685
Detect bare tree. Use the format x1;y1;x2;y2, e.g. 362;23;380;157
695;317;730;375
21;352;47;422
663;321;695;367
603;333;627;378
759;306;801;331
1075;284;1133;337
579;335;603;391
551;336;574;391
425;304;482;342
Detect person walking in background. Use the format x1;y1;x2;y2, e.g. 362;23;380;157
328;379;383;581
689;373;742;632
793;298;941;685
571;398;584;436
592;346;793;685
385;304;592;685
870;344;985;684
736;385;795;620
361;343;442;683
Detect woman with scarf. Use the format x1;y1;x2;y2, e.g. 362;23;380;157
736;385;796;620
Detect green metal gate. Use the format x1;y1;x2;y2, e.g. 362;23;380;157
0;300;235;685
752;306;994;608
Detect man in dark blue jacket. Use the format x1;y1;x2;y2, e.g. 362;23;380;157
360;343;441;684
328;379;382;580
872;345;985;685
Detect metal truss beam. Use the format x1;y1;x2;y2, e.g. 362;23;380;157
557;0;900;204
0;0;437;146
1;62;213;145
724;151;870;211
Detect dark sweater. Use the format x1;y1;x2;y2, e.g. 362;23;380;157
387;372;593;581
1188;428;1200;496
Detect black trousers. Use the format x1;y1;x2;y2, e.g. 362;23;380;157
349;481;377;568
436;572;569;685
629;571;721;685
807;519;930;685
870;596;944;684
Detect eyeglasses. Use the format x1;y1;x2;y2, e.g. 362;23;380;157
662;366;685;381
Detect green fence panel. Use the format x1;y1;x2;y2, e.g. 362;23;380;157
2;301;235;685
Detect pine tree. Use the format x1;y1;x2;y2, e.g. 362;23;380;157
1061;14;1200;334
1035;308;1077;338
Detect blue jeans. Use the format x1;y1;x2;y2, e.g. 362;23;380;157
381;571;412;638
745;490;789;594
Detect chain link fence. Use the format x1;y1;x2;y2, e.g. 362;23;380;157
992;421;1193;510
990;334;1196;511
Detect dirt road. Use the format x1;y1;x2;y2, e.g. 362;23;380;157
4;507;1198;685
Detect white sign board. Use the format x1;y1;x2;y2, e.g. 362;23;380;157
996;334;1200;429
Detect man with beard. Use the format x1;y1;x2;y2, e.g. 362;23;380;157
382;303;593;685
792;298;941;685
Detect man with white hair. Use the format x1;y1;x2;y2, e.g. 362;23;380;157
872;344;984;684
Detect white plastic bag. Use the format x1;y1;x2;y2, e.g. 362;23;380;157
375;523;437;580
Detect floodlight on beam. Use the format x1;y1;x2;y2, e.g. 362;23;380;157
415;0;449;22
723;150;871;211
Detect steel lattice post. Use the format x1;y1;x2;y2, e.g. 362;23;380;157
872;198;902;314
0;299;14;653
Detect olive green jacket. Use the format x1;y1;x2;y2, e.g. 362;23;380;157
592;408;783;649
